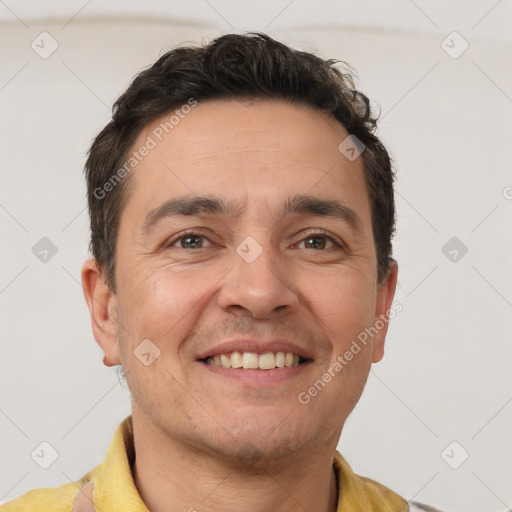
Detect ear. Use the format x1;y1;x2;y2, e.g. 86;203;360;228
371;259;399;363
81;258;121;366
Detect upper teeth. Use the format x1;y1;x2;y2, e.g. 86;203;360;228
206;351;301;370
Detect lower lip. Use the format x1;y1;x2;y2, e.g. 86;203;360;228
198;361;312;386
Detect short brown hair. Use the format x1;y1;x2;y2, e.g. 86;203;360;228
85;32;395;291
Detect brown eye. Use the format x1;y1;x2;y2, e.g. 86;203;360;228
304;236;326;249
167;232;212;249
298;233;339;250
179;235;204;248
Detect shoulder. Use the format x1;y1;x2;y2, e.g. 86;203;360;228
333;451;407;509
0;475;95;512
333;451;446;512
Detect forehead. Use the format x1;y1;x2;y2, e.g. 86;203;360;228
120;98;371;227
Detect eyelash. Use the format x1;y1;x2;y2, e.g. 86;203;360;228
165;229;344;251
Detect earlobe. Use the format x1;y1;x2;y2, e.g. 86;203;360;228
371;260;399;363
81;258;121;366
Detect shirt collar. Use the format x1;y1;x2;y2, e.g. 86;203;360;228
90;415;406;512
92;415;149;511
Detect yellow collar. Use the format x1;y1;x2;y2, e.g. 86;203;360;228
84;415;406;511
2;415;407;511
85;415;148;510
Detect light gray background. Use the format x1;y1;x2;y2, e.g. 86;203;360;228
1;1;511;510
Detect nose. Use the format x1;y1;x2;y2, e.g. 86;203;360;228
216;238;299;319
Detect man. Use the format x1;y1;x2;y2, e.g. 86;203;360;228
1;33;441;512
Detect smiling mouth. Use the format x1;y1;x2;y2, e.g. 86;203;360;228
202;351;310;370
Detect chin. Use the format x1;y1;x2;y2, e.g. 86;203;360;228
205;415;315;468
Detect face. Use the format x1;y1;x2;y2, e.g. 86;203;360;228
83;98;397;467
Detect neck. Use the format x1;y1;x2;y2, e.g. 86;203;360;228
130;410;339;512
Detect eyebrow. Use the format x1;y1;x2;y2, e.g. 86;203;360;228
141;194;363;235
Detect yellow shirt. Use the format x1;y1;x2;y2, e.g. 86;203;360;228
0;416;408;511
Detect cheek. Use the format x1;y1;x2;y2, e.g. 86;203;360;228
119;262;191;320
114;271;197;407
115;263;223;359
311;270;377;340
309;270;377;402
324;273;377;397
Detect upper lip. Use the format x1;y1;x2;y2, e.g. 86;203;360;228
196;338;314;361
